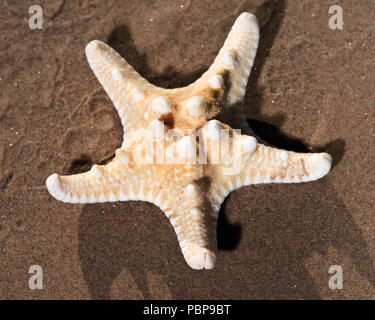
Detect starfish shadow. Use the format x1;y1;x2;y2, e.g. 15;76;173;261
245;0;287;124
217;197;242;251
78;179;375;299
78;201;186;299
108;25;207;89
212;179;375;299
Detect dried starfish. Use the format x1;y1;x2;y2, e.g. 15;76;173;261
46;13;332;269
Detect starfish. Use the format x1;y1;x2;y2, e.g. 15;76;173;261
46;13;332;269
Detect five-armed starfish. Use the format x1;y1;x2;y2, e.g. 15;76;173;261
46;13;332;269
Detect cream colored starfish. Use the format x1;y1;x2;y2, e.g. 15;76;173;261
46;13;332;269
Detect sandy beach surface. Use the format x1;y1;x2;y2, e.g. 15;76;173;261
0;0;374;299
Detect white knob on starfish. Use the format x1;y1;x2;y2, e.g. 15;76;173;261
241;135;257;154
148;119;165;137
202;120;224;140
184;183;200;198
186;96;207;117
151;96;172;115
176;136;197;160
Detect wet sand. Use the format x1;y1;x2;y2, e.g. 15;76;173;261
0;0;374;299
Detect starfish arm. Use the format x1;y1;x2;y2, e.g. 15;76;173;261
45;158;160;204
85;40;157;135
197;12;259;108
45;170;119;204
158;179;218;270
221;141;332;191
